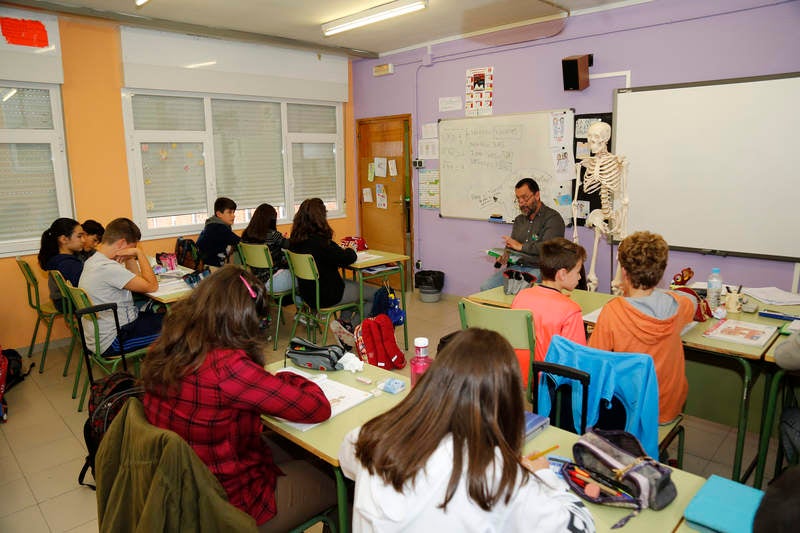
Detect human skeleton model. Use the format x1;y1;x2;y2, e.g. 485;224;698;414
571;122;628;293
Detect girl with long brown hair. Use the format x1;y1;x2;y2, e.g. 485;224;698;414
241;203;292;293
339;328;595;532
141;266;336;531
289;197;377;317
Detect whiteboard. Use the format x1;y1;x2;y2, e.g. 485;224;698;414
614;73;800;260
439;110;575;223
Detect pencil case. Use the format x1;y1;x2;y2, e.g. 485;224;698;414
566;428;677;528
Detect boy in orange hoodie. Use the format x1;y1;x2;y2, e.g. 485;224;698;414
588;231;696;423
512;237;587;368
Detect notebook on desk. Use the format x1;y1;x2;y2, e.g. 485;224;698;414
684;475;763;533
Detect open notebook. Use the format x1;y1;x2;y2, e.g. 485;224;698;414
274;368;373;432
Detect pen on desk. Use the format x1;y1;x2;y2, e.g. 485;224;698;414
726;286;732;293
737;285;742;294
527;444;559;461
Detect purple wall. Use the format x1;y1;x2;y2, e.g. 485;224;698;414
353;0;800;296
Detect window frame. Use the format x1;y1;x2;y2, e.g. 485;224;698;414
0;80;73;257
122;89;345;239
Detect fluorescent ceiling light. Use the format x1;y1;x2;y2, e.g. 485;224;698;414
322;0;428;37
2;89;17;102
135;0;150;6
185;60;217;69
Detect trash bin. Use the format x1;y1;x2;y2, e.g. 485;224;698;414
415;270;445;303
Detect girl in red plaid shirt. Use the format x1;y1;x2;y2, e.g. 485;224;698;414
141;266;336;531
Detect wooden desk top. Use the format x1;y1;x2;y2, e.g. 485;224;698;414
261;361;408;466
466;287;612;317
350;249;410;270
525;426;706;533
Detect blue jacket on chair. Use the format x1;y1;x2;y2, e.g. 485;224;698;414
538;335;660;457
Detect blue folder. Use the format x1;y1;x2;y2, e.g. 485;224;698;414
684;475;764;533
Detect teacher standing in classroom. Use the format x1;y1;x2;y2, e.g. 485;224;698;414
480;178;566;291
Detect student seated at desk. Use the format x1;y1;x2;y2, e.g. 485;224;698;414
589;231;696;424
79;219;104;261
79;218;164;355
141;266;336;532
38;217;86;312
198;196;241;267
289;197;377;319
339;328;595;532
241;203;292;293
775;331;800;371
512;237;587;365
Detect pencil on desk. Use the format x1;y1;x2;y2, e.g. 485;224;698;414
526;444;559;461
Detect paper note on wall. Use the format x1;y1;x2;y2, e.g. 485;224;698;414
368;162;375;182
388;159;397;176
439;96;462;112
422;122;438;139
419;139;439;160
375;183;388;209
362;187;373;203
419;169;440;208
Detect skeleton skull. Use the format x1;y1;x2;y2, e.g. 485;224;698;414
587;121;611;155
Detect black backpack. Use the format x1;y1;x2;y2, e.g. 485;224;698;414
78;371;143;489
175;236;203;270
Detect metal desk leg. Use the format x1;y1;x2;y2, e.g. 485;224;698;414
732;358;754;482
755;368;785;489
357;271;365;323
398;263;408;350
335;467;349;533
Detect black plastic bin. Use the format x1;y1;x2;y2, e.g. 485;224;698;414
415;270;445;303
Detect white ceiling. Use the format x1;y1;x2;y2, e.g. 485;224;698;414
6;0;643;57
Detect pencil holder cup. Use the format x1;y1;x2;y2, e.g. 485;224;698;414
725;293;742;313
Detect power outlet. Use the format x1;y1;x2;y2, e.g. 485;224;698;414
415;260;422;270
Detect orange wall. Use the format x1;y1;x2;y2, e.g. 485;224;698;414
0;14;357;350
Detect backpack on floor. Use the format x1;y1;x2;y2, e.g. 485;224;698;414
354;314;406;370
0;347;34;422
78;371;143;489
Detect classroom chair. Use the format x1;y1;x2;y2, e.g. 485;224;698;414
16;257;62;373
237;243;292;350
531;360;591;434
284;250;361;345
96;397;258;533
457;298;536;402
48;270;83;396
66;285;149;412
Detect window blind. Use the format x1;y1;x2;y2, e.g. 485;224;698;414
292;143;336;203
0;143;59;241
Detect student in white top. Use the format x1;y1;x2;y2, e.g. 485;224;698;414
338;328;595;533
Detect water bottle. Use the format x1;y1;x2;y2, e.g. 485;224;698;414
410;337;431;387
707;268;723;310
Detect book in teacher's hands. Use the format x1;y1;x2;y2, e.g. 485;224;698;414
702;319;777;347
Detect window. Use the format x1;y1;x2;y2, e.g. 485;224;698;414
0;83;72;256
123;91;344;237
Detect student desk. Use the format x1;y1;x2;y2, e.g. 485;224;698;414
146;267;195;304
347;249;410;350
261;361;408;533
467;286;612;321
525;426;706;532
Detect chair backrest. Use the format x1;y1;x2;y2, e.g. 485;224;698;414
542;335;660;457
458;298;536;400
16;257;43;310
49;270;76;325
284;250;321;308
238;242;273;270
531;360;591;434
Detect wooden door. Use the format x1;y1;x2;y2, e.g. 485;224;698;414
357;115;413;285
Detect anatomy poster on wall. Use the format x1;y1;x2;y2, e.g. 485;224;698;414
465;67;493;117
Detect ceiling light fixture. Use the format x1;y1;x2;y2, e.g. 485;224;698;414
135;0;150;6
185;60;217;69
2;89;17;102
321;0;428;37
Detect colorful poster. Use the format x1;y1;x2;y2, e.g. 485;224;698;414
466;67;494;117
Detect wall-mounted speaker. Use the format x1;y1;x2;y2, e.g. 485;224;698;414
562;54;593;91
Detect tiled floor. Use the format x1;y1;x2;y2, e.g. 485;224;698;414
0;291;781;531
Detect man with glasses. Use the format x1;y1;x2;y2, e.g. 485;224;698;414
479;178;565;291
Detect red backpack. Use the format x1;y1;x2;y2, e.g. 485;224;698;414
354;314;406;370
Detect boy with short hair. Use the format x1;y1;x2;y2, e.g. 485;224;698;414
79;217;162;356
588;231;696;424
79;219;104;261
512;237;587;365
197;197;241;267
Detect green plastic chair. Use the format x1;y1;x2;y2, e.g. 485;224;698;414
284;250;360;345
49;270;83;397
16;257;62;373
458;298;536;402
238;243;293;350
66;284;148;411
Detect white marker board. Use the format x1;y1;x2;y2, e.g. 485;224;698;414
438;110;575;223
615;73;800;260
